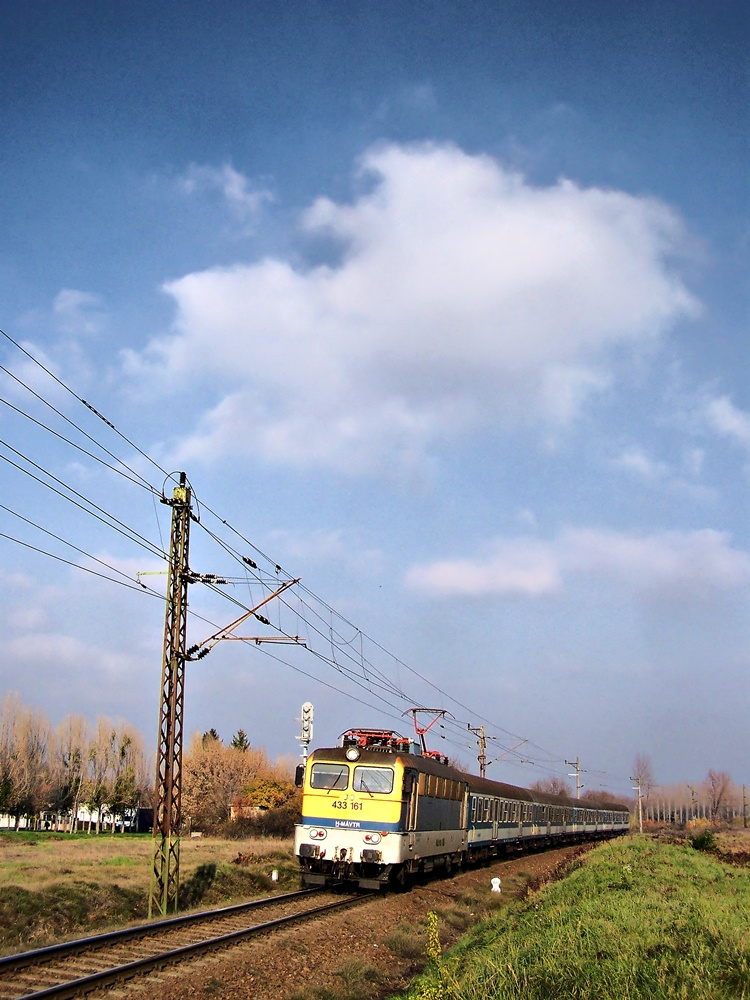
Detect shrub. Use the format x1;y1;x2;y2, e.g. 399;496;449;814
690;830;716;852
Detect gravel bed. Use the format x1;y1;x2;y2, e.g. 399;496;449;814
97;843;591;1000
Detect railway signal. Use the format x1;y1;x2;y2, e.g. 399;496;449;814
298;702;314;761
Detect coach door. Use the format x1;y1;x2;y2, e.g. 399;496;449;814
405;771;419;831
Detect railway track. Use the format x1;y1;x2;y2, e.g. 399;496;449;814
0;887;374;1000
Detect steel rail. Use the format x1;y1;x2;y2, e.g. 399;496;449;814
14;893;374;1000
0;887;323;974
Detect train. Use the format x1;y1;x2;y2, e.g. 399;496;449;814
294;728;630;890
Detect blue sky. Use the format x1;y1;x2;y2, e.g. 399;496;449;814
0;1;747;797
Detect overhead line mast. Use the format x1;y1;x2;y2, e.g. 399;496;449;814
149;473;192;917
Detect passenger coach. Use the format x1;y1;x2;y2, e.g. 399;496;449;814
295;729;630;890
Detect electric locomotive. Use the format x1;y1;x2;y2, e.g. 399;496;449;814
294;728;630;890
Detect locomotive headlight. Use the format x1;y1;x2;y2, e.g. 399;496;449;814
345;746;361;761
309;828;327;840
363;832;381;845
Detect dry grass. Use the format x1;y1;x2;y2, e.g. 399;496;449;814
0;831;296;952
0;831;290;893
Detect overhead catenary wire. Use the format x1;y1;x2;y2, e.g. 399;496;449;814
0;383;160;495
0;328;607;784
0;443;167;561
0;502;164;589
0;327;171;485
0;531;165;600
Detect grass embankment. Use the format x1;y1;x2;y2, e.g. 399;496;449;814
0;831;297;953
395;836;750;1000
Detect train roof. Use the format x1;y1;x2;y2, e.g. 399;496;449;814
307;746;629;813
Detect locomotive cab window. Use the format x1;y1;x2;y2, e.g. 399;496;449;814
310;763;349;790
353;766;394;794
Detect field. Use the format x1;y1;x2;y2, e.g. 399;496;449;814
0;830;297;953
3;829;749;1000
394;832;750;1000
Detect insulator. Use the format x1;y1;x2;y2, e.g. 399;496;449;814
242;556;258;569
196;648;210;660
255;614;271;625
186;645;200;656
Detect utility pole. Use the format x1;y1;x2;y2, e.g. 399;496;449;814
149;474;192;917
631;774;643;834
468;725;487;778
566;757;584;798
743;784;747;829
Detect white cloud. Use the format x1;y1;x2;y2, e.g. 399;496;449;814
7;632;136;680
405;527;750;603
560;528;750;597
705;395;750;449
53;289;107;337
131;142;699;473
612;448;669;479
178;163;273;220
610;446;713;501
405;537;561;597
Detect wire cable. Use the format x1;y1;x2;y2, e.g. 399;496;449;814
0;443;167;561
0;327;604;782
0;326;170;483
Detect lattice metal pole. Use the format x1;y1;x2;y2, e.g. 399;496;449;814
149;473;192;917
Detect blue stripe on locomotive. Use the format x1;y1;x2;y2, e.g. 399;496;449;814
301;815;402;831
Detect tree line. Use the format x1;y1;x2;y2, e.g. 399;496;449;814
630;754;743;826
0;693;148;831
0;695;299;836
533;754;746;827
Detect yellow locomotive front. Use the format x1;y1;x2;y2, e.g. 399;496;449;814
294;733;412;889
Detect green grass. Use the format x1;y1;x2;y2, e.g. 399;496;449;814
392;837;750;1000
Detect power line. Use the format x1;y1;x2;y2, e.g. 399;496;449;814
0;329;602;782
0;444;167;561
0;502;162;588
0;371;160;495
0;326;170;484
0;530;164;599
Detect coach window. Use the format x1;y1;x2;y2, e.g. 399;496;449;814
353;766;394;794
310;763;349;790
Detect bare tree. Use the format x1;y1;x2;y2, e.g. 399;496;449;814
12;704;52;827
109;724;148;832
83;719;118;832
51;715;90;832
531;776;572;797
0;693;21;818
705;769;732;824
632;754;655;801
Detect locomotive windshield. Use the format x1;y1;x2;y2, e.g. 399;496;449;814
353;766;394;794
310;763;349;790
